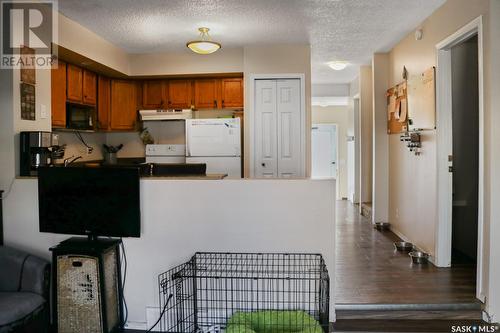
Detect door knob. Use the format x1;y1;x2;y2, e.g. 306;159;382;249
261;163;266;167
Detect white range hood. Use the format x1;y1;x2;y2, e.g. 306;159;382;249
139;109;192;121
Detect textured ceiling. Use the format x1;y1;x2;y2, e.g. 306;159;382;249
58;0;445;84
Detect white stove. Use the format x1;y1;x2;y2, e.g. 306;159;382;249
145;144;186;163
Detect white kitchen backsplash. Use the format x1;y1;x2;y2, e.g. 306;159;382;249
55;131;106;163
106;132;146;158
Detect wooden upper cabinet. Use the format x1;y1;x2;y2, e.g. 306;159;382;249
66;64;83;103
51;59;66;128
82;70;97;105
143;80;167;109
97;76;111;130
110;80;137;130
194;79;218;109
168;80;192;109
221;78;244;109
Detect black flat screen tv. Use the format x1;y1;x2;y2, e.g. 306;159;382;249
38;166;141;238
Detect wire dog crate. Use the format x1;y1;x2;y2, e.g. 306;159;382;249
158;252;329;333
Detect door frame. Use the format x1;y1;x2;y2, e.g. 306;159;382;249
435;16;485;302
249;74;307;178
311;123;339;177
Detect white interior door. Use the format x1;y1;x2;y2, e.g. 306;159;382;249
254;79;302;178
276;79;301;178
255;80;278;177
312;124;337;178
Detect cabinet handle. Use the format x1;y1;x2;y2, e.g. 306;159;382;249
222;100;225;107
261;162;266;167
214;100;217;108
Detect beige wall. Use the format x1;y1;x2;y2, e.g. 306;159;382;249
359;66;372;204
129;48;244;76
312;106;349;199
0;68;14;192
58;13;130;74
487;0;500;321
372;54;390;223
10;54;52;173
243;45;312;177
347;77;360;203
387;0;489;255
387;0;500;319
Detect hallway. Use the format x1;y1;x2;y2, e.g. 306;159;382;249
335;200;477;304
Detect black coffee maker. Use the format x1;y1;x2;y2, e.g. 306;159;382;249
20;131;53;176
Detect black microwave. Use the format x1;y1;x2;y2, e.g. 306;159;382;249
66;103;96;130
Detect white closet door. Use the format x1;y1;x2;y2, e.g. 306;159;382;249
254;79;302;178
255;80;278;177
276;79;301;178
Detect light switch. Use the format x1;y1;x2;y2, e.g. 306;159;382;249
40;104;48;119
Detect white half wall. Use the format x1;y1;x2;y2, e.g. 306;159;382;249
3;178;336;326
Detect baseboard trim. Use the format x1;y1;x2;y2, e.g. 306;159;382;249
336;303;482;311
389;225;437;264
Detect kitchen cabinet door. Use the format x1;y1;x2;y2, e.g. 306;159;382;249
66;64;83;103
82;70;97;105
168;80;192;109
51;59;66;128
110;80;137;130
143;80;167;109
221;78;244;109
98;76;111;130
194;79;218;109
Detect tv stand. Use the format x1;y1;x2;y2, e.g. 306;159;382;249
50;237;124;332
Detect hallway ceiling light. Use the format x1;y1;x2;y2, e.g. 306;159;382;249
187;27;221;55
328;61;348;71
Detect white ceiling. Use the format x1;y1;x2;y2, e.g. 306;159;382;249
57;0;445;84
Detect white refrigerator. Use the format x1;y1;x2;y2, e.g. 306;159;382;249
185;118;241;178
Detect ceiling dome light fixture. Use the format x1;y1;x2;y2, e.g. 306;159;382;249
187;27;221;55
328;61;348;71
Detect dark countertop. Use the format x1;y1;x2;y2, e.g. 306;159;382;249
20;158;228;179
52;157;146;167
140;174;227;180
17;174;227;180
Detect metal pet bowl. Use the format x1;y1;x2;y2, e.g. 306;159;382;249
374;222;391;231
409;251;429;264
394;241;414;252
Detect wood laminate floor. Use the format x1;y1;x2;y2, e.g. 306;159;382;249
335;201;477;304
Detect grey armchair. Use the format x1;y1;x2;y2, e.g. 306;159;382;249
0;246;50;333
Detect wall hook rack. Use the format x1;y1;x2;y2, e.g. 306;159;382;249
400;131;422;155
